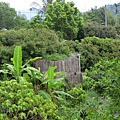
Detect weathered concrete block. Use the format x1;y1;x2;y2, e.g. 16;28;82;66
33;54;82;84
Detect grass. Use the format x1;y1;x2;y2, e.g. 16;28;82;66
44;53;69;61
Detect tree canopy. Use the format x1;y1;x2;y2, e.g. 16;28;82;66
0;2;16;29
0;2;28;29
44;0;84;40
30;0;54;16
83;7;116;26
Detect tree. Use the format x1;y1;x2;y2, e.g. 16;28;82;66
29;14;44;28
44;0;84;40
114;3;119;26
114;3;119;14
83;22;117;39
83;7;116;26
30;0;54;16
0;2;16;29
0;2;28;30
14;12;29;29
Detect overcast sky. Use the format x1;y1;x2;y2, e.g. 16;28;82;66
0;0;120;12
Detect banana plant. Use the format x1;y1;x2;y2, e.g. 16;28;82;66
0;46;41;84
37;66;73;103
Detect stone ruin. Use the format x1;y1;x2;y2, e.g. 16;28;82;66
33;54;82;84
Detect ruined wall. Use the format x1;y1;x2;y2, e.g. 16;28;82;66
33;54;82;84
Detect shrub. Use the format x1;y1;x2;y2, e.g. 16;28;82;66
83;58;120;107
53;36;120;71
0;28;71;66
0;45;14;65
67;84;87;107
1;28;120;72
0;80;59;120
79;37;120;70
84;22;117;39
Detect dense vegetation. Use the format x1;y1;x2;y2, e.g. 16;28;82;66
0;2;28;30
0;0;120;119
0;29;120;70
83;22;117;38
0;46;119;120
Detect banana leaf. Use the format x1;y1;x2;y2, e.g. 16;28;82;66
13;46;22;76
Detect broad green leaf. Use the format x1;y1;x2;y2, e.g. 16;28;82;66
23;67;42;79
37;90;51;99
46;66;57;80
23;57;42;67
23;73;30;82
54;71;66;77
22;68;32;77
25;66;39;73
53;91;74;98
54;96;65;102
13;46;22;76
6;64;15;75
28;57;42;63
42;78;64;89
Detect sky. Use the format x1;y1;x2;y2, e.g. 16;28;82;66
0;0;120;12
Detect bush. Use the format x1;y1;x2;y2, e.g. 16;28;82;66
84;22;117;39
0;80;59;120
67;84;87;107
0;45;14;65
0;28;71;66
1;28;120;72
83;58;120;107
54;36;120;71
79;37;120;70
58;84;116;120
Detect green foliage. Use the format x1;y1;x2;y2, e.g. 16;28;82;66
0;28;71;65
80;58;120;120
82;93;116;120
0;46;69;105
0;46;41;84
44;0;84;40
57;84;87;119
0;44;14;65
58;85;117;119
0;44;119;119
0;2;28;30
0;80;59;120
0;46;68;119
61;36;120;71
12;46;22;77
83;58;120;114
79;37;120;70
83;7;116;26
84;22;117;38
115;24;120;36
1;2;120;119
1;32;119;71
39;66;72;103
67;84;87;107
43;66;66;89
29;14;44;28
14;13;29;30
0;2;16;29
44;53;68;61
